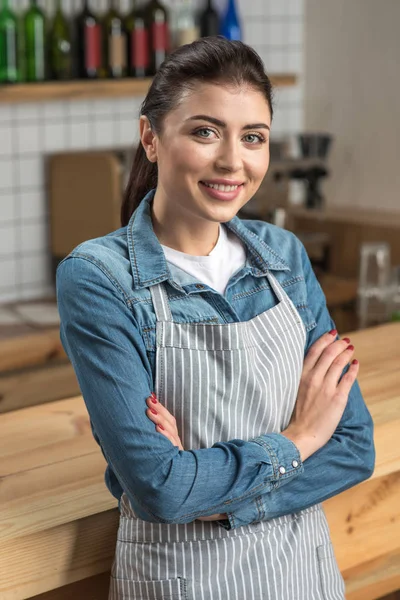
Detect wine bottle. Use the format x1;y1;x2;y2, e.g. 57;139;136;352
0;0;19;83
199;0;219;38
76;0;102;79
144;0;169;76
174;0;199;49
49;0;72;80
103;0;127;78
125;0;149;78
24;0;46;82
220;0;241;41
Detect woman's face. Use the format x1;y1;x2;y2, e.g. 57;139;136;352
142;82;271;225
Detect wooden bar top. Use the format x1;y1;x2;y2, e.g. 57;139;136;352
0;322;399;600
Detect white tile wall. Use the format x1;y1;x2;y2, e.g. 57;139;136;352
0;0;304;303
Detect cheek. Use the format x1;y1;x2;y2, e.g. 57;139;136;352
166;142;214;176
247;153;270;183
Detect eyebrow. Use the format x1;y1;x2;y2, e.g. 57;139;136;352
186;114;270;131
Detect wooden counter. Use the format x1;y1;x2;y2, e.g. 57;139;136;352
1;322;399;600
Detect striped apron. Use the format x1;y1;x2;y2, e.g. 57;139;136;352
109;270;345;599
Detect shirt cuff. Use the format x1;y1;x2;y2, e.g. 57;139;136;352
250;432;303;484
218;433;304;531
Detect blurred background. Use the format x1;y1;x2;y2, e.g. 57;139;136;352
0;2;399;600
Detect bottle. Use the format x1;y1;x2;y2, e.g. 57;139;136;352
49;0;72;80
199;0;219;38
220;0;241;41
76;0;102;79
174;0;199;49
24;0;47;82
125;1;149;78
144;0;169;76
0;0;19;83
103;0;127;78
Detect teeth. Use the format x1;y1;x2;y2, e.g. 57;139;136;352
203;182;240;192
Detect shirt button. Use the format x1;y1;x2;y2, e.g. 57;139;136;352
279;466;286;475
195;284;204;289
292;460;299;468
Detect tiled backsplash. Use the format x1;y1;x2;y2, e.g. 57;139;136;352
0;0;304;303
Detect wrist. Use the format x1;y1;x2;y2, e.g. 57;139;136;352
281;427;316;462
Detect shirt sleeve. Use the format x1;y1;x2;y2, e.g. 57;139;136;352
223;240;375;529
56;254;304;524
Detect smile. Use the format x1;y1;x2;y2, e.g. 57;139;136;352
202;182;242;192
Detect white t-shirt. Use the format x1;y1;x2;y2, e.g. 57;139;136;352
161;224;247;296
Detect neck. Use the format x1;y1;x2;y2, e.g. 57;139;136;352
151;190;220;256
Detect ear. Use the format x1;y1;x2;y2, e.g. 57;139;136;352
139;115;158;163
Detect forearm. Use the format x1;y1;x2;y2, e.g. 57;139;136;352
223;378;375;529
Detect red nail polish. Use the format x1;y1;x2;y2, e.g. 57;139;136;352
329;329;337;336
158;424;165;430
352;359;359;365
150;408;158;415
347;344;354;351
343;337;351;343
151;396;157;404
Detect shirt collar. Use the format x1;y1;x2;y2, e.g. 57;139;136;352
127;189;290;291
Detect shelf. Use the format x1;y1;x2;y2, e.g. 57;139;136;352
0;74;297;104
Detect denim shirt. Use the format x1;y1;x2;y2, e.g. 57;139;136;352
56;189;375;528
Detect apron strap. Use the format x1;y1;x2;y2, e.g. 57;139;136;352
265;269;285;303
150;271;284;323
149;283;173;322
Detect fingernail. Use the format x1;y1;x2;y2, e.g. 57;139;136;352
151;396;157;404
150;408;158;415
352;359;359;365
343;337;351;343
329;329;337;336
158;423;165;430
347;344;354;351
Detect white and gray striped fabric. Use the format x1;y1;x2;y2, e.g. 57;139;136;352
109;270;345;599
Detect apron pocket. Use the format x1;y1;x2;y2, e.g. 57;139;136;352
316;542;345;600
109;575;187;600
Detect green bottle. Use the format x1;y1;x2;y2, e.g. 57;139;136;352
144;0;170;76
24;0;46;82
49;0;72;80
0;0;19;83
103;0;127;78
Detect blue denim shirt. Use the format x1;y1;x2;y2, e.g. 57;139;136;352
56;189;375;528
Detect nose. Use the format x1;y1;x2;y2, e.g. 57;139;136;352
215;138;243;173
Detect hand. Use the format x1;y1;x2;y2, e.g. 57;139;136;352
145;393;228;522
145;393;184;450
282;331;359;461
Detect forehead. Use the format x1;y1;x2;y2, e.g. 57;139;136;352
167;82;271;126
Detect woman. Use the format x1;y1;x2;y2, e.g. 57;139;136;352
56;37;375;600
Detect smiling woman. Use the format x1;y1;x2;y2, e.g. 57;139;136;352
56;36;374;600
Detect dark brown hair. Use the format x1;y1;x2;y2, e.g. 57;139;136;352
121;36;274;226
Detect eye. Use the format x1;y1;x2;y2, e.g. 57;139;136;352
193;127;218;139
243;132;267;145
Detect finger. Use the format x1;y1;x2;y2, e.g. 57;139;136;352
312;339;352;381
146;395;177;428
303;329;339;373
146;407;180;443
323;345;356;391
333;359;359;401
155;423;183;450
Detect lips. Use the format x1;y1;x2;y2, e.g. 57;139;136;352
199;181;244;202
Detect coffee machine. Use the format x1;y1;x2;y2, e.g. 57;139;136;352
286;133;333;209
239;133;333;222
